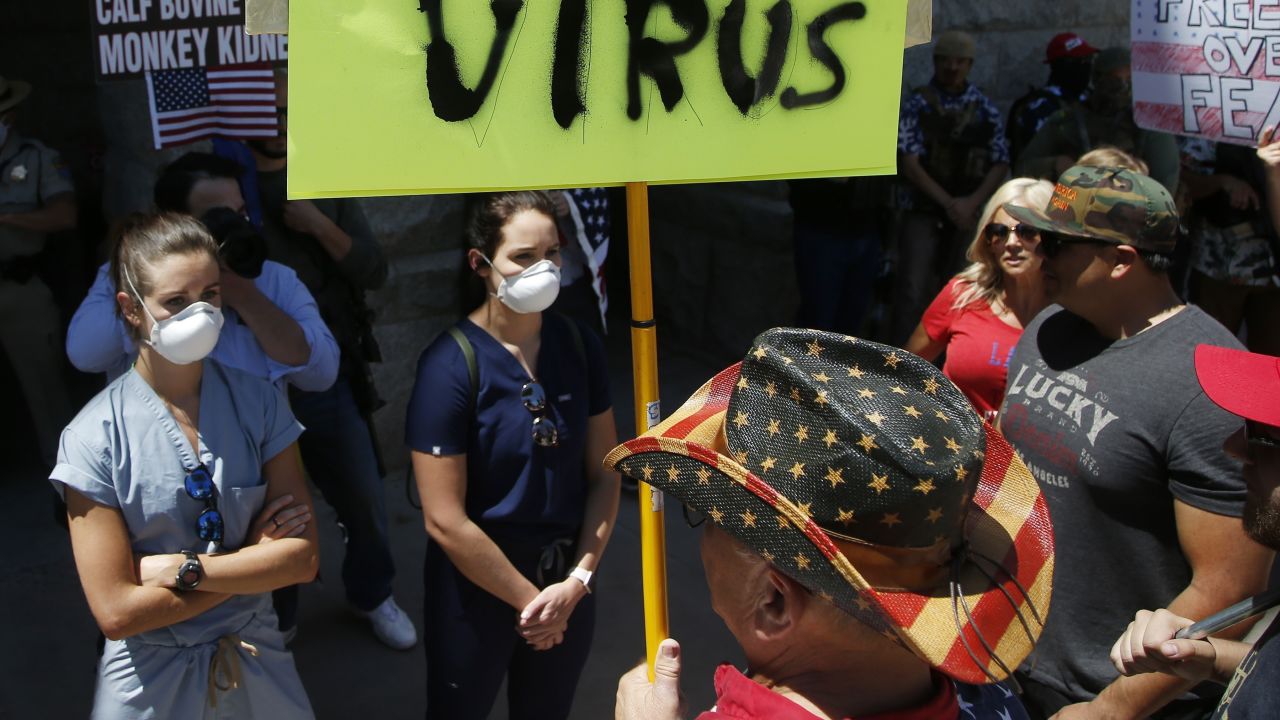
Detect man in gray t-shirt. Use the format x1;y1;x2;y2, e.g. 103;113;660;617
999;166;1274;719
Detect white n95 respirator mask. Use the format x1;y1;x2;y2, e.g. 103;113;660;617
125;270;224;365
482;255;562;314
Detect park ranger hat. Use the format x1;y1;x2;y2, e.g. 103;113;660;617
1005;165;1181;254
605;328;1055;685
0;75;32;114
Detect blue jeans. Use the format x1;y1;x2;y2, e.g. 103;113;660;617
282;377;396;613
793;219;882;337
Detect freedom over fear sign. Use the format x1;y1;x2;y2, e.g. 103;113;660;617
94;0;287;80
1133;0;1280;144
287;0;907;198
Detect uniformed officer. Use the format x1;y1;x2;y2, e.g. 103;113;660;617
0;74;76;466
892;30;1010;345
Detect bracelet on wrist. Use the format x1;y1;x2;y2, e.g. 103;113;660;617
568;566;593;594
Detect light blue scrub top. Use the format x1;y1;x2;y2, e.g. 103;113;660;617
50;360;314;719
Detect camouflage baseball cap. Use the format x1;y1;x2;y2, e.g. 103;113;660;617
1004;165;1179;253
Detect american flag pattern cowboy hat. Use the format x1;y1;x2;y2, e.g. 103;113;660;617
605;328;1053;684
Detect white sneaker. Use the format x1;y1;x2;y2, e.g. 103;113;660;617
362;596;418;650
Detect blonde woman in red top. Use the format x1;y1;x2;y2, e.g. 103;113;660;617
904;178;1055;417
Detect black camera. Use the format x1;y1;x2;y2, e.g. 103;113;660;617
200;207;268;279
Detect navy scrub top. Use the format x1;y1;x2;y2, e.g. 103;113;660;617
406;314;611;544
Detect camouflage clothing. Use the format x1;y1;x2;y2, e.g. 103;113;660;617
1181;138;1279;287
896;80;1008;211
1006;165;1180;253
1015;105;1181;194
1006;85;1074;164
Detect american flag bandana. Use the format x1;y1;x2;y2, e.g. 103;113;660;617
145;63;278;150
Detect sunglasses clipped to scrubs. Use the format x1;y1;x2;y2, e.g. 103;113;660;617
521;381;559;448
184;464;224;546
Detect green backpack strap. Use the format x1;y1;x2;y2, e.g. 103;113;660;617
407;325;477;511
447;326;479;416
447;315;585;417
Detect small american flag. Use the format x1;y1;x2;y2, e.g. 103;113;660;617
566;188;611;330
144;64;278;150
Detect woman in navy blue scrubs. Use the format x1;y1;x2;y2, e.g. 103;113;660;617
406;192;621;719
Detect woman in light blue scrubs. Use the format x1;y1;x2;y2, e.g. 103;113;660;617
51;213;319;719
407;191;621;719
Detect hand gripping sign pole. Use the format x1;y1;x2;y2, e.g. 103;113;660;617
625;181;670;678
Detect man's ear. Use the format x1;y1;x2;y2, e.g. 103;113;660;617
754;567;808;640
1111;244;1139;279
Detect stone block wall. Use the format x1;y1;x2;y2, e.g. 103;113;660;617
905;4;1131;112
3;0;1132;471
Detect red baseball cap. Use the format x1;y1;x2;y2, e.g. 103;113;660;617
1044;32;1099;63
1195;344;1280;427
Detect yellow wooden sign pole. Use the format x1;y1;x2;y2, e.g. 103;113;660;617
626;181;669;679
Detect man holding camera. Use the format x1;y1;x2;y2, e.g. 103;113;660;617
212;68;415;650
66;152;339;393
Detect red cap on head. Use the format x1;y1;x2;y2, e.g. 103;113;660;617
1044;32;1100;63
1195;345;1280;427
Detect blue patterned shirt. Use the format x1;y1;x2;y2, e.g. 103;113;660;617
899;81;1009;163
897;81;1009;210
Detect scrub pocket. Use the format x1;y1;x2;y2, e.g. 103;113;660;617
221;484;268;550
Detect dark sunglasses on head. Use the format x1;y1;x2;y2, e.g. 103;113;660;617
184;464;224;546
984;222;1040;244
520;381;559;448
1247;420;1280;451
1039;231;1115;258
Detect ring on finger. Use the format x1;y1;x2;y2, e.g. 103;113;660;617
272;515;282;528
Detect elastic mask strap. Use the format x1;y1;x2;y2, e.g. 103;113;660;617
477;253;503;299
122;267;160;332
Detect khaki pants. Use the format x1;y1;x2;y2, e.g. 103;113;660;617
0;277;72;466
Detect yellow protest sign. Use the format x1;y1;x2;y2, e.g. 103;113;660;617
288;0;907;198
